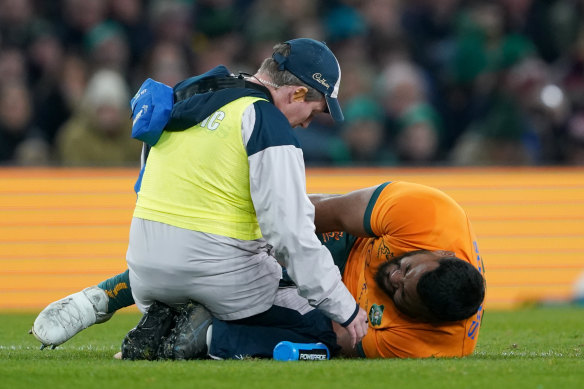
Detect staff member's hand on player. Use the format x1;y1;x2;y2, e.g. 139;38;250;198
341;307;368;348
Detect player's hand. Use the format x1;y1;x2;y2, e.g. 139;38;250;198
341;307;368;348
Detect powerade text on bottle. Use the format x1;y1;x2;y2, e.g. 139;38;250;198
273;341;330;361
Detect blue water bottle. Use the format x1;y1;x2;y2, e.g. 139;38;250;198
273;341;330;361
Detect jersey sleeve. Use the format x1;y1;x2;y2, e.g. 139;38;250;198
361;326;455;358
244;101;358;324
361;328;409;358
361;318;471;358
364;181;468;252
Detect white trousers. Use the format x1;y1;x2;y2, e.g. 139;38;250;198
126;217;282;320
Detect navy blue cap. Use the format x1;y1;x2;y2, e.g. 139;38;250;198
272;38;344;122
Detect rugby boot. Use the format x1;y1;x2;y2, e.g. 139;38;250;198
121;301;175;360
31;286;112;348
158;301;212;360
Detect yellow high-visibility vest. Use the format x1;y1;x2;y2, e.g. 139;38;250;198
134;96;265;240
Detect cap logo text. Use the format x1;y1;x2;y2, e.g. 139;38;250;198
312;73;330;89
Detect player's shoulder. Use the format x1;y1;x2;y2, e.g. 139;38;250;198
365;181;459;231
376;181;453;203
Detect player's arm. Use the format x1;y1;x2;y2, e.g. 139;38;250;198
310;186;378;237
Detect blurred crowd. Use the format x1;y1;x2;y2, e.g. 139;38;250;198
2;0;584;167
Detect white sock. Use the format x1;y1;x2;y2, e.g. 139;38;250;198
206;324;213;349
206;325;224;360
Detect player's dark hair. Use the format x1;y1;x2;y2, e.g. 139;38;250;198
416;257;485;322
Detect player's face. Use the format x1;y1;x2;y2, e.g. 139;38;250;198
276;89;326;128
375;250;452;321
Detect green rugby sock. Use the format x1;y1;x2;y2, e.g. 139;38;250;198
97;270;135;313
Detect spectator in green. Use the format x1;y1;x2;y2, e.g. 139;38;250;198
55;69;141;166
339;95;395;165
379;59;443;164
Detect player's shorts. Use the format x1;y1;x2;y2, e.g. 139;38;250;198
126;217;282;321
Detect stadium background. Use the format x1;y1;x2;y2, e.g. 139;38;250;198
2;166;583;311
0;1;583;311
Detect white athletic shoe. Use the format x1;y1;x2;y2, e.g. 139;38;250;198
31;286;113;348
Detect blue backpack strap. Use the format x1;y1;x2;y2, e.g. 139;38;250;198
130;78;174;146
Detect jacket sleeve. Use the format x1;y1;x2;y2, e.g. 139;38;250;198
243;101;358;324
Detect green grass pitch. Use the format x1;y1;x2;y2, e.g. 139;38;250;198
1;306;582;389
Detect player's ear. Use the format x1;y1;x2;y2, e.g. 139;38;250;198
292;87;308;103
